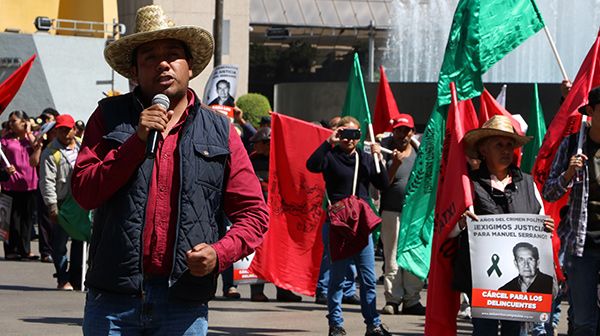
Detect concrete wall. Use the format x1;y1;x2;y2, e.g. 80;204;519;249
274;82;563;132
0;32;129;123
117;0;250;99
0;33;54;118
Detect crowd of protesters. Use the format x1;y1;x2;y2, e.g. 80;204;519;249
1;109;86;291
2;4;600;336
4;84;600;336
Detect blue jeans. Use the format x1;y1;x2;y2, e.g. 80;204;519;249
83;278;209;335
327;234;380;328
531;286;563;335
317;221;357;298
52;223;83;285
565;249;600;336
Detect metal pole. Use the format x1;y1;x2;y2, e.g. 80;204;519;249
368;20;375;82
81;241;87;292
542;26;569;81
214;0;224;66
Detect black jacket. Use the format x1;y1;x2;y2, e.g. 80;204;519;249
499;271;553;294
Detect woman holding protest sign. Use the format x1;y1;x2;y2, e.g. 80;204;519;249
452;115;555;336
307;116;391;336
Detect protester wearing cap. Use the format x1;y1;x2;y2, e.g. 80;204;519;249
378;113;425;315
544;86;600;335
71;5;268;334
39;114;83;291
451;115;554;335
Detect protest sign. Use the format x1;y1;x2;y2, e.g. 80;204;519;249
203;64;239;119
0;193;12;242
233;252;264;285
468;214;554;323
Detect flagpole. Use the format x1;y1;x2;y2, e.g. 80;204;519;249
367;123;381;173
542;26;569;81
0;143;10;167
541;26;588;157
364;141;393;154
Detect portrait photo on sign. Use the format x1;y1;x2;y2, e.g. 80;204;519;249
467;214;555;322
203;64;239;108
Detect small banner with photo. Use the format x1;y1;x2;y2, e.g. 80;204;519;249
203;64;239;120
468;214;555;323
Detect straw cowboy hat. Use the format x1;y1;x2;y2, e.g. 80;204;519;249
464;115;532;159
104;5;214;80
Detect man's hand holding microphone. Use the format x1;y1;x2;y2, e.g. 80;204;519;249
137;94;173;159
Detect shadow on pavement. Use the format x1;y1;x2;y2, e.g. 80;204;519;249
278;304;360;313
210;306;279;313
0;284;52;292
22;317;83;326
208;327;306;335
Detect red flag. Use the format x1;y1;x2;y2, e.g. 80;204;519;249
0;54;36;115
534;30;600;189
425;82;478;336
249;113;332;296
479;88;524;134
533;30;600;282
480;88;525;165
373;66;402;135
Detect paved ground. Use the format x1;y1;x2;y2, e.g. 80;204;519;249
0;244;570;335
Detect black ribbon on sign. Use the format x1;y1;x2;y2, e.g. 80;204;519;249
487;254;502;277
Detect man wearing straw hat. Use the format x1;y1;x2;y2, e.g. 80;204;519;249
71;5;268;335
543;86;600;336
453;115;555;336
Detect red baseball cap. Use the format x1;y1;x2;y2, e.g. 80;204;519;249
54;114;75;129
391;114;414;129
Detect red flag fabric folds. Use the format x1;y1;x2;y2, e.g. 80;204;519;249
0;54;36;115
373;66;402;135
479;88;524;134
533;30;600;282
426;82;478;335
249;113;332;296
480;88;524;165
534;30;600;189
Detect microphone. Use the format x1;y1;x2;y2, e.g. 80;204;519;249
146;94;170;159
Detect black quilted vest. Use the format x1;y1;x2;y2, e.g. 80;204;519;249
452;165;541;293
85;91;230;302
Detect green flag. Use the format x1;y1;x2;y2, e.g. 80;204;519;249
397;0;545;281
342;53;371;145
521;83;547;173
